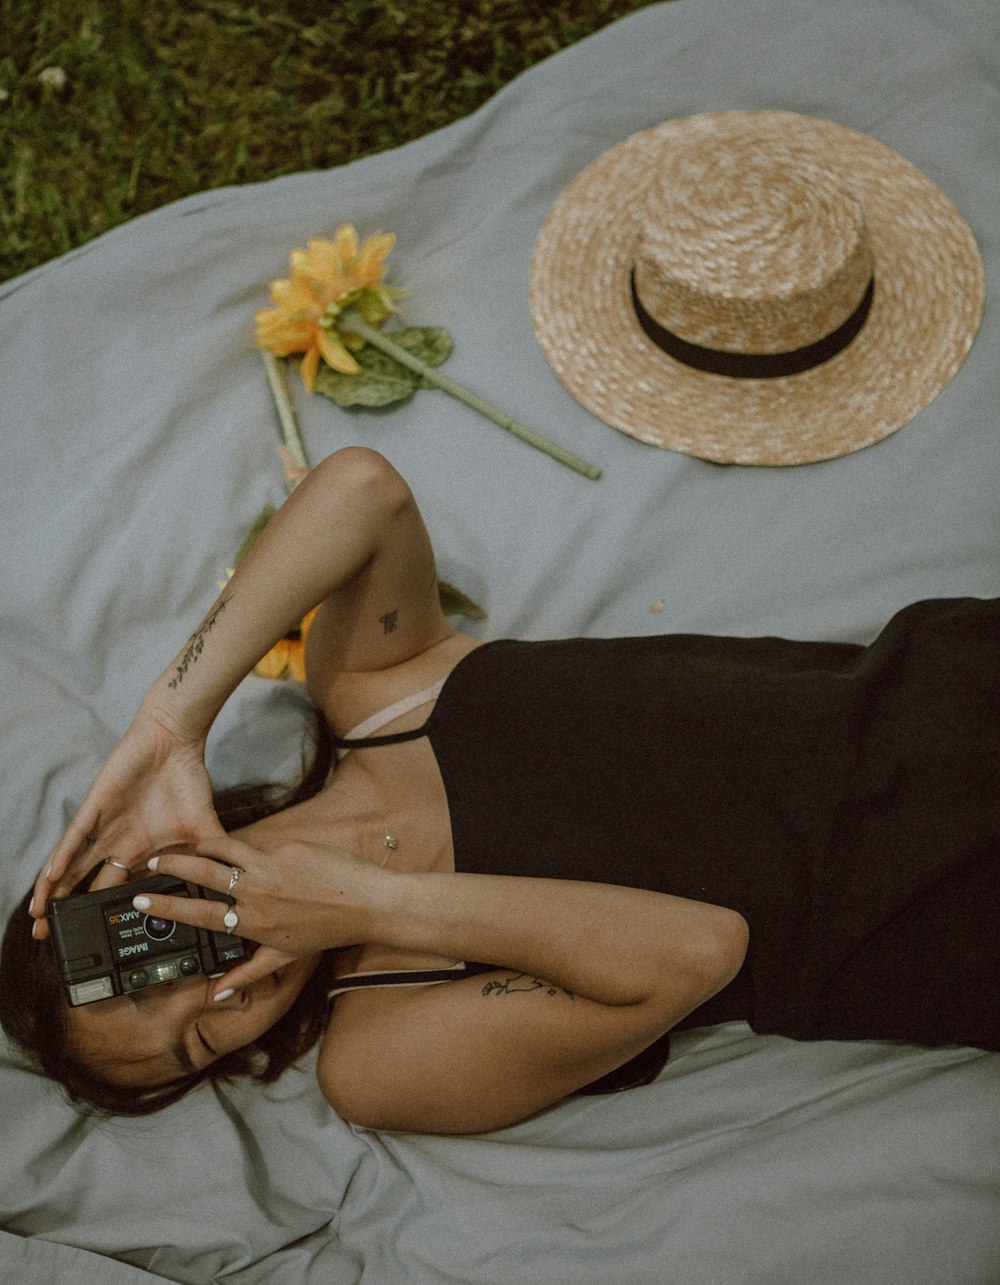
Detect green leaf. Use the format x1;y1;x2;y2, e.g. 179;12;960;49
391;325;454;374
313;326;454;408
437;580;487;620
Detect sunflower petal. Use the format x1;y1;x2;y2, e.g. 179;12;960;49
300;606;319;639
317;329;361;375
300;346;321;393
356;231;395;284
287;648;308;683
334;225;359;263
255;643;290;679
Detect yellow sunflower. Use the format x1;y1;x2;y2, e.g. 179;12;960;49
254;606;320;682
255;225;400;393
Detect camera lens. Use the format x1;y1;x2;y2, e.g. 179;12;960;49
143;915;176;942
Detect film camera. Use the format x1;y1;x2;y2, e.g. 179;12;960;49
48;874;250;1007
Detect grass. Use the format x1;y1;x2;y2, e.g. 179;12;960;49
0;0;661;282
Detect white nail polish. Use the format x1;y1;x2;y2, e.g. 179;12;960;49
147;856;159;871
213;988;235;1003
132;895;151;911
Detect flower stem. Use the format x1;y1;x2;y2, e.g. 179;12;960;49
338;312;602;480
261;350;309;473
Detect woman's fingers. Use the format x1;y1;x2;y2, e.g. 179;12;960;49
31;829;103;939
132;846;266;937
44;796;101;877
87;857;145;893
193;834;264;869
32;821;156;938
147;850;237;895
210;947;298;1000
32;817;96;922
34;798;145;923
130;885;234;935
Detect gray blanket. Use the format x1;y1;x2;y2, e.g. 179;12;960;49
1;0;997;1281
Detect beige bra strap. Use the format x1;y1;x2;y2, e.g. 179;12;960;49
338;680;445;747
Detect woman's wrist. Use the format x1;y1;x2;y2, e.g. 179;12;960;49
135;686;214;746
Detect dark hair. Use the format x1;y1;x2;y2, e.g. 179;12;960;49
0;712;336;1116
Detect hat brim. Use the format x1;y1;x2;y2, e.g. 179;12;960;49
529;112;985;465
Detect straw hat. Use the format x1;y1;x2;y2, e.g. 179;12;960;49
529;111;984;465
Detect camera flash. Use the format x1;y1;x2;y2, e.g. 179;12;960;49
68;977;115;1005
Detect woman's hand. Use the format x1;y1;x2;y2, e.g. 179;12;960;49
31;708;224;938
29;446;449;951
131;836;390;995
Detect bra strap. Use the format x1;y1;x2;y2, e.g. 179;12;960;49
333;680;445;752
328;960;494;999
333;725;430;750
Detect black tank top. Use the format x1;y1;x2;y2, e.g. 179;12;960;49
332;598;1000;1087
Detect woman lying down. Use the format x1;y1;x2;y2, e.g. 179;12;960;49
5;449;998;1133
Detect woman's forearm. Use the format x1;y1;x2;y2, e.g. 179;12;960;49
372;868;749;1011
136;836;747;1023
139;448;414;738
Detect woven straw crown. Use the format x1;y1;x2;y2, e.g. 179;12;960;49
529;112;984;465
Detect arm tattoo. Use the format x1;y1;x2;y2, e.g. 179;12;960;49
168;595;231;689
380;609;399;635
481;973;575;1001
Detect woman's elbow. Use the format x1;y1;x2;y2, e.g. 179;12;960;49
681;907;750;1006
318;1059;376;1128
724;908;750;975
312;446;410;514
706;908;750;993
318;1063;471;1135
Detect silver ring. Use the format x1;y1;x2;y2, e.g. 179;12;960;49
226;867;241;893
223;908;240;933
103;858;129;872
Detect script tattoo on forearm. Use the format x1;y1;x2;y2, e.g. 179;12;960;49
481;973;575;1001
168;595;231;689
380;609;399;635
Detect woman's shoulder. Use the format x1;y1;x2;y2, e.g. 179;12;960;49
309;629;486;738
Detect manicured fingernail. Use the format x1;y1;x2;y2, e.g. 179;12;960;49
28;896;35;915
132;895;151;911
32;921;41;939
213;988;235;1003
147;856;159;871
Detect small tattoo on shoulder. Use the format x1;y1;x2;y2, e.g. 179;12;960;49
380;609;399;635
481;973;574;1001
168;595;231;689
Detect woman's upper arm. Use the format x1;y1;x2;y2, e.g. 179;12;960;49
317;968;685;1135
303;448;450;689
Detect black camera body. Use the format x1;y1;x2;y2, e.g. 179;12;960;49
47;874;250;1007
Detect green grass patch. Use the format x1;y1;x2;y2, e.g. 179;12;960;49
0;0;660;281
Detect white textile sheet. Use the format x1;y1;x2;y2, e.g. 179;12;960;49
1;0;998;1281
